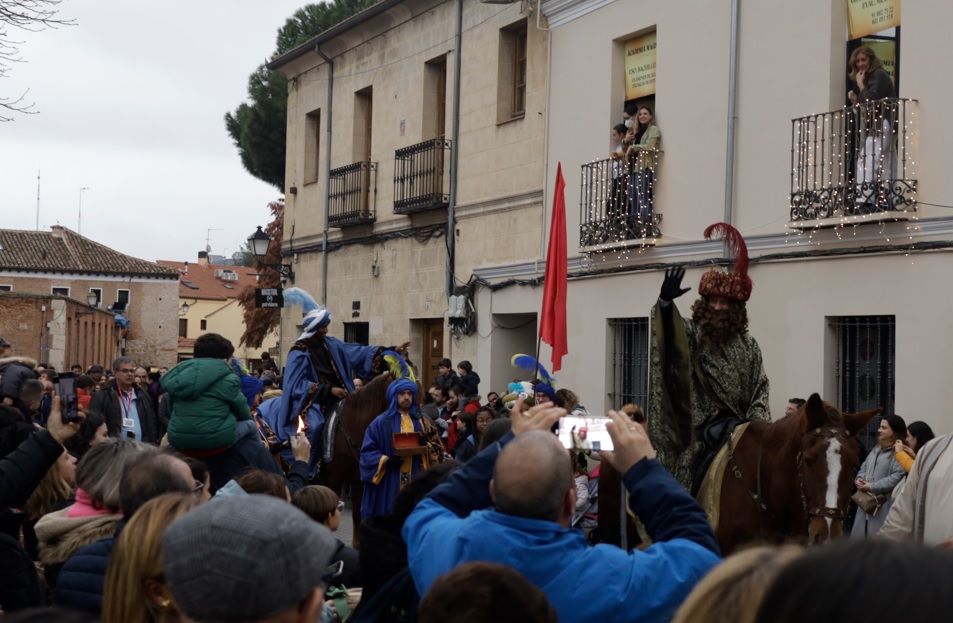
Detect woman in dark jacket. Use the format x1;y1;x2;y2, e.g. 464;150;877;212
847;45;896;209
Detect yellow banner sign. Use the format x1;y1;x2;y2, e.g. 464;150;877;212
624;31;657;101
863;39;896;82
848;0;900;40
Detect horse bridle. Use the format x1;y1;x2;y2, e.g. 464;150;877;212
797;426;852;522
726;424;852;539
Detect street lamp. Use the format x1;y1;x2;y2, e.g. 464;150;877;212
179;302;190;316
86;290;98;307
247;226;294;282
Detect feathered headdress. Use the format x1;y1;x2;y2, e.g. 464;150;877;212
698;222;753;302
283;287;331;340
502;354;557;407
382;350;419;408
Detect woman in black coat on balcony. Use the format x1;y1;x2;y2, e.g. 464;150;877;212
847;45;896;210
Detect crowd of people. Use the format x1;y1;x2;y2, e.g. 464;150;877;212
3;271;953;623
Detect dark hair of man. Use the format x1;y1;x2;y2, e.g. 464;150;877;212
177;454;209;487
457;360;473;374
492;431;572;523
391;462;461;527
235;469;288;499
438;358;452;369
119;451;192;518
112;356;134;372
613;123;627;136
18;379;45;405
434;386;449;401
63;410;106;457
419;562;558;623
756;540;953;623
75;375;95;390
788;398;806;408
479;418;512;451
193;333;235;359
449;384;465;398
624;102;638;117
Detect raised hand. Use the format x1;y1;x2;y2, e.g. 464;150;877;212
660;266;690;302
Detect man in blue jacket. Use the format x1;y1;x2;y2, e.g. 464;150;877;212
403;402;721;623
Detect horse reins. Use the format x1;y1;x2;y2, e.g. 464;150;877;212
797;426;851;522
726;424;851;542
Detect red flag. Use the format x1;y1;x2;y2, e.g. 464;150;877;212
540;163;568;371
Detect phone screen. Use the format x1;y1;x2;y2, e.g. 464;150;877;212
557;416;614;452
56;372;79;423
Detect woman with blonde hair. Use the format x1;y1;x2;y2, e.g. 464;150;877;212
102;493;200;623
22;449;76;559
671;545;802;623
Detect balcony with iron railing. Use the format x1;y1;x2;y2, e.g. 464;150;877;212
790;97;917;226
328;161;377;227
579;151;662;250
394;138;451;215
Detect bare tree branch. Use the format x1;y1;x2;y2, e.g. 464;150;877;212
1;0;75;120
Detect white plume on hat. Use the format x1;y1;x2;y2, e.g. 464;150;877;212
283;287;331;340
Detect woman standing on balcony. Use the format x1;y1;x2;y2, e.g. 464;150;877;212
847;45;896;210
607;123;629;222
625;106;661;231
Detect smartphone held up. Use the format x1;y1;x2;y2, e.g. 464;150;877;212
55;372;80;423
557;416;613;452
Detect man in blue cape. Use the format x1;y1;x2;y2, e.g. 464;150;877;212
360;376;446;518
266;287;410;474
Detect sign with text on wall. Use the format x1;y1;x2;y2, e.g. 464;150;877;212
863;39;896;82
624;31;657;101
848;0;900;40
255;288;284;308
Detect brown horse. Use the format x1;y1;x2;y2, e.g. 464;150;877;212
320;372;392;549
700;393;878;554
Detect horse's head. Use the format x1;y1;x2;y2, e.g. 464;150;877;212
797;393;880;545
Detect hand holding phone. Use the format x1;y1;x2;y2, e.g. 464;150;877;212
55;372;80;424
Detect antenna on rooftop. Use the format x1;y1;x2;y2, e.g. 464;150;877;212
206;228;223;255
35;166;41;231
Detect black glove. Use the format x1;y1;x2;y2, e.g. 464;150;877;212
660;267;690;302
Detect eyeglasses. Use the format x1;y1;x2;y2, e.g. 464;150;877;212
116;368;136;374
193;479;205;496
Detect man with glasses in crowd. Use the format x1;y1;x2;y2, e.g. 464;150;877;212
89;356;161;444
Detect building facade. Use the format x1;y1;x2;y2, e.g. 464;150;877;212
0;226;180;368
269;0;549;389
473;0;953;442
157;252;279;366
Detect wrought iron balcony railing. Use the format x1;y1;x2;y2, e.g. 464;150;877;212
394;138;451;214
328;161;377;227
790;97;916;223
580;151;663;248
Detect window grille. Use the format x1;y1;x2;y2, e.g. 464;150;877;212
608;317;650;413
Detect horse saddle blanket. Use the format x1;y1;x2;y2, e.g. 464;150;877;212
696;421;752;532
322;398;348;464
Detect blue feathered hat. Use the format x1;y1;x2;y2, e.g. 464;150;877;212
283;287;331;340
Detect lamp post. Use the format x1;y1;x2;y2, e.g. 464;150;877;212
247;226;294;282
78;187;90;234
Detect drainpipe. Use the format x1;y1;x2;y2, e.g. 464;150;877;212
723;0;740;232
446;0;462;299
316;43;334;305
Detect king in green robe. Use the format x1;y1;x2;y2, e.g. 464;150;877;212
647;224;771;492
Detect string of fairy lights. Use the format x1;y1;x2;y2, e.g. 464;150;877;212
579;98;929;264
580;151;662;263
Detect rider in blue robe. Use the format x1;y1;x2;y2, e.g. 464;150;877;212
360;378;446;518
272;287;396;474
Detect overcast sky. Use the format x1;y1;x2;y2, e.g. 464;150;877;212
0;0;306;264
